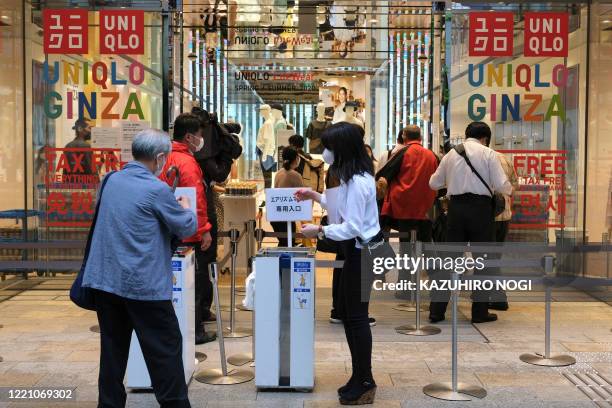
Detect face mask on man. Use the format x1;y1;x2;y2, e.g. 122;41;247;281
154;154;166;177
322;148;334;165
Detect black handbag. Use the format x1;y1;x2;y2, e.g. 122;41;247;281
315;215;339;254
69;171;116;311
454;144;505;217
358;230;396;276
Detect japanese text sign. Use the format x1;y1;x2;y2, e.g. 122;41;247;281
469;12;514;57
100;10;145;55
43;9;88;54
265;188;313;222
524;12;569;57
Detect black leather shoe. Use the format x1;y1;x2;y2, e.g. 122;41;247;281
471;313;498;324
339;380;377;405
429;315;445;323
195;332;217;345
488;302;509;311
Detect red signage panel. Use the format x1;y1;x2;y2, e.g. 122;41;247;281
99;10;145;55
524;12;569;57
468;12;514;57
43;9;89;54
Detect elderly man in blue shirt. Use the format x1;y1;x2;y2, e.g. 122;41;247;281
83;129;197;408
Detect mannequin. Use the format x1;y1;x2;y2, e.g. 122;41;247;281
305;102;331;154
332;87;348;124
343;101;364;129
256;104;276;188
270;103;287;131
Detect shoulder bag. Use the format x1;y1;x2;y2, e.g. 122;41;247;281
69;171;116;310
454;144;505;217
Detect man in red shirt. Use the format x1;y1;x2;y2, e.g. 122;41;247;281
381;125;438;251
160;113;214;345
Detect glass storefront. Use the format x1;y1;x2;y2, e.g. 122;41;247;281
1;0;611;281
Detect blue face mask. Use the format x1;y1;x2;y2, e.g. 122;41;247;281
322;148;334;165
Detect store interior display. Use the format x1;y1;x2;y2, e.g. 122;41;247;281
305;103;331;154
225;181;258;196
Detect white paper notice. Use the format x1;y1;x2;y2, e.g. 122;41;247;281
324;186;342;224
265;188;313;222
91;127;121;149
174;187;197;217
120;121;150;162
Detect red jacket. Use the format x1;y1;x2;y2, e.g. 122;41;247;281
159;141;211;243
381;141;438;220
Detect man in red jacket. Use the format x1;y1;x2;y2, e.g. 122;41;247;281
380;126;439;300
160;113;214;345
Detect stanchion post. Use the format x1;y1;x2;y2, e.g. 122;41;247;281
394;230;428;314
224;228;252;338
396;236;440;336
194;263;253;385
422;271;487;401
519;255;576;367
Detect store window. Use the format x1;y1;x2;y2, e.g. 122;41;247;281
448;2;588;245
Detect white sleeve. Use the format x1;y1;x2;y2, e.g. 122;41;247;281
489;151;512;196
429;154;448;190
322;178;366;241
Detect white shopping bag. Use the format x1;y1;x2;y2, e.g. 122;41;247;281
242;266;256;311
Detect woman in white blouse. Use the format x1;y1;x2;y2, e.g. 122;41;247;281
297;122;380;405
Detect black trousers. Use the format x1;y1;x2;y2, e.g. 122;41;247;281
184;242;214;335
339;240;373;382
489;220;510;303
429;194;494;319
331;250;345;319
270;221;297;247
396;219;433;299
94;290;190;408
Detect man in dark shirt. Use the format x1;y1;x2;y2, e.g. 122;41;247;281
64;118;94;177
289;134;311;176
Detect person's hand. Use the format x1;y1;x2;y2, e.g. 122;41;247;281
294;188;315;202
177;196;191;210
301;224;320;239
201;231;213;251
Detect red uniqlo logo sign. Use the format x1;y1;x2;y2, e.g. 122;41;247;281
43;9;88;54
524;12;569;57
469;12;514;57
99;10;145;55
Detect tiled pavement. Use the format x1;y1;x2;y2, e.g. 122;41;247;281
0;264;611;408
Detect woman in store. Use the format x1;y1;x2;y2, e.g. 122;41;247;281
271;146;303;247
297;122;379;405
332;87;349;124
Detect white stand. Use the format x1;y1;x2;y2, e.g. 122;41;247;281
126;248;196;389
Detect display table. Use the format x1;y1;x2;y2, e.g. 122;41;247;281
220;194;257;275
126;247;196;389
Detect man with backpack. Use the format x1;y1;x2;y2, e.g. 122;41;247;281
289;134;324;193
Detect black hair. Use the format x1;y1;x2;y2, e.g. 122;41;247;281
321;122;373;183
404;125;421;141
224;122;242;135
282;146;299;171
173;113;201;141
465;121;491;143
364;144;377;162
397;127;404;144
339;87;348;96
289;134;305;149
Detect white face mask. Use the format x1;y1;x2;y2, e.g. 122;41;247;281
189;134;204;152
322;148;334;165
154;154;166;177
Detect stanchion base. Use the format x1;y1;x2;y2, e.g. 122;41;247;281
396;325;441;336
219;306;241;312
223;327;252;338
393;304;428;313
423;382;487;401
519;353;576;367
195;352;207;363
227;352;253;366
89;325;100;333
194;368;253;385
